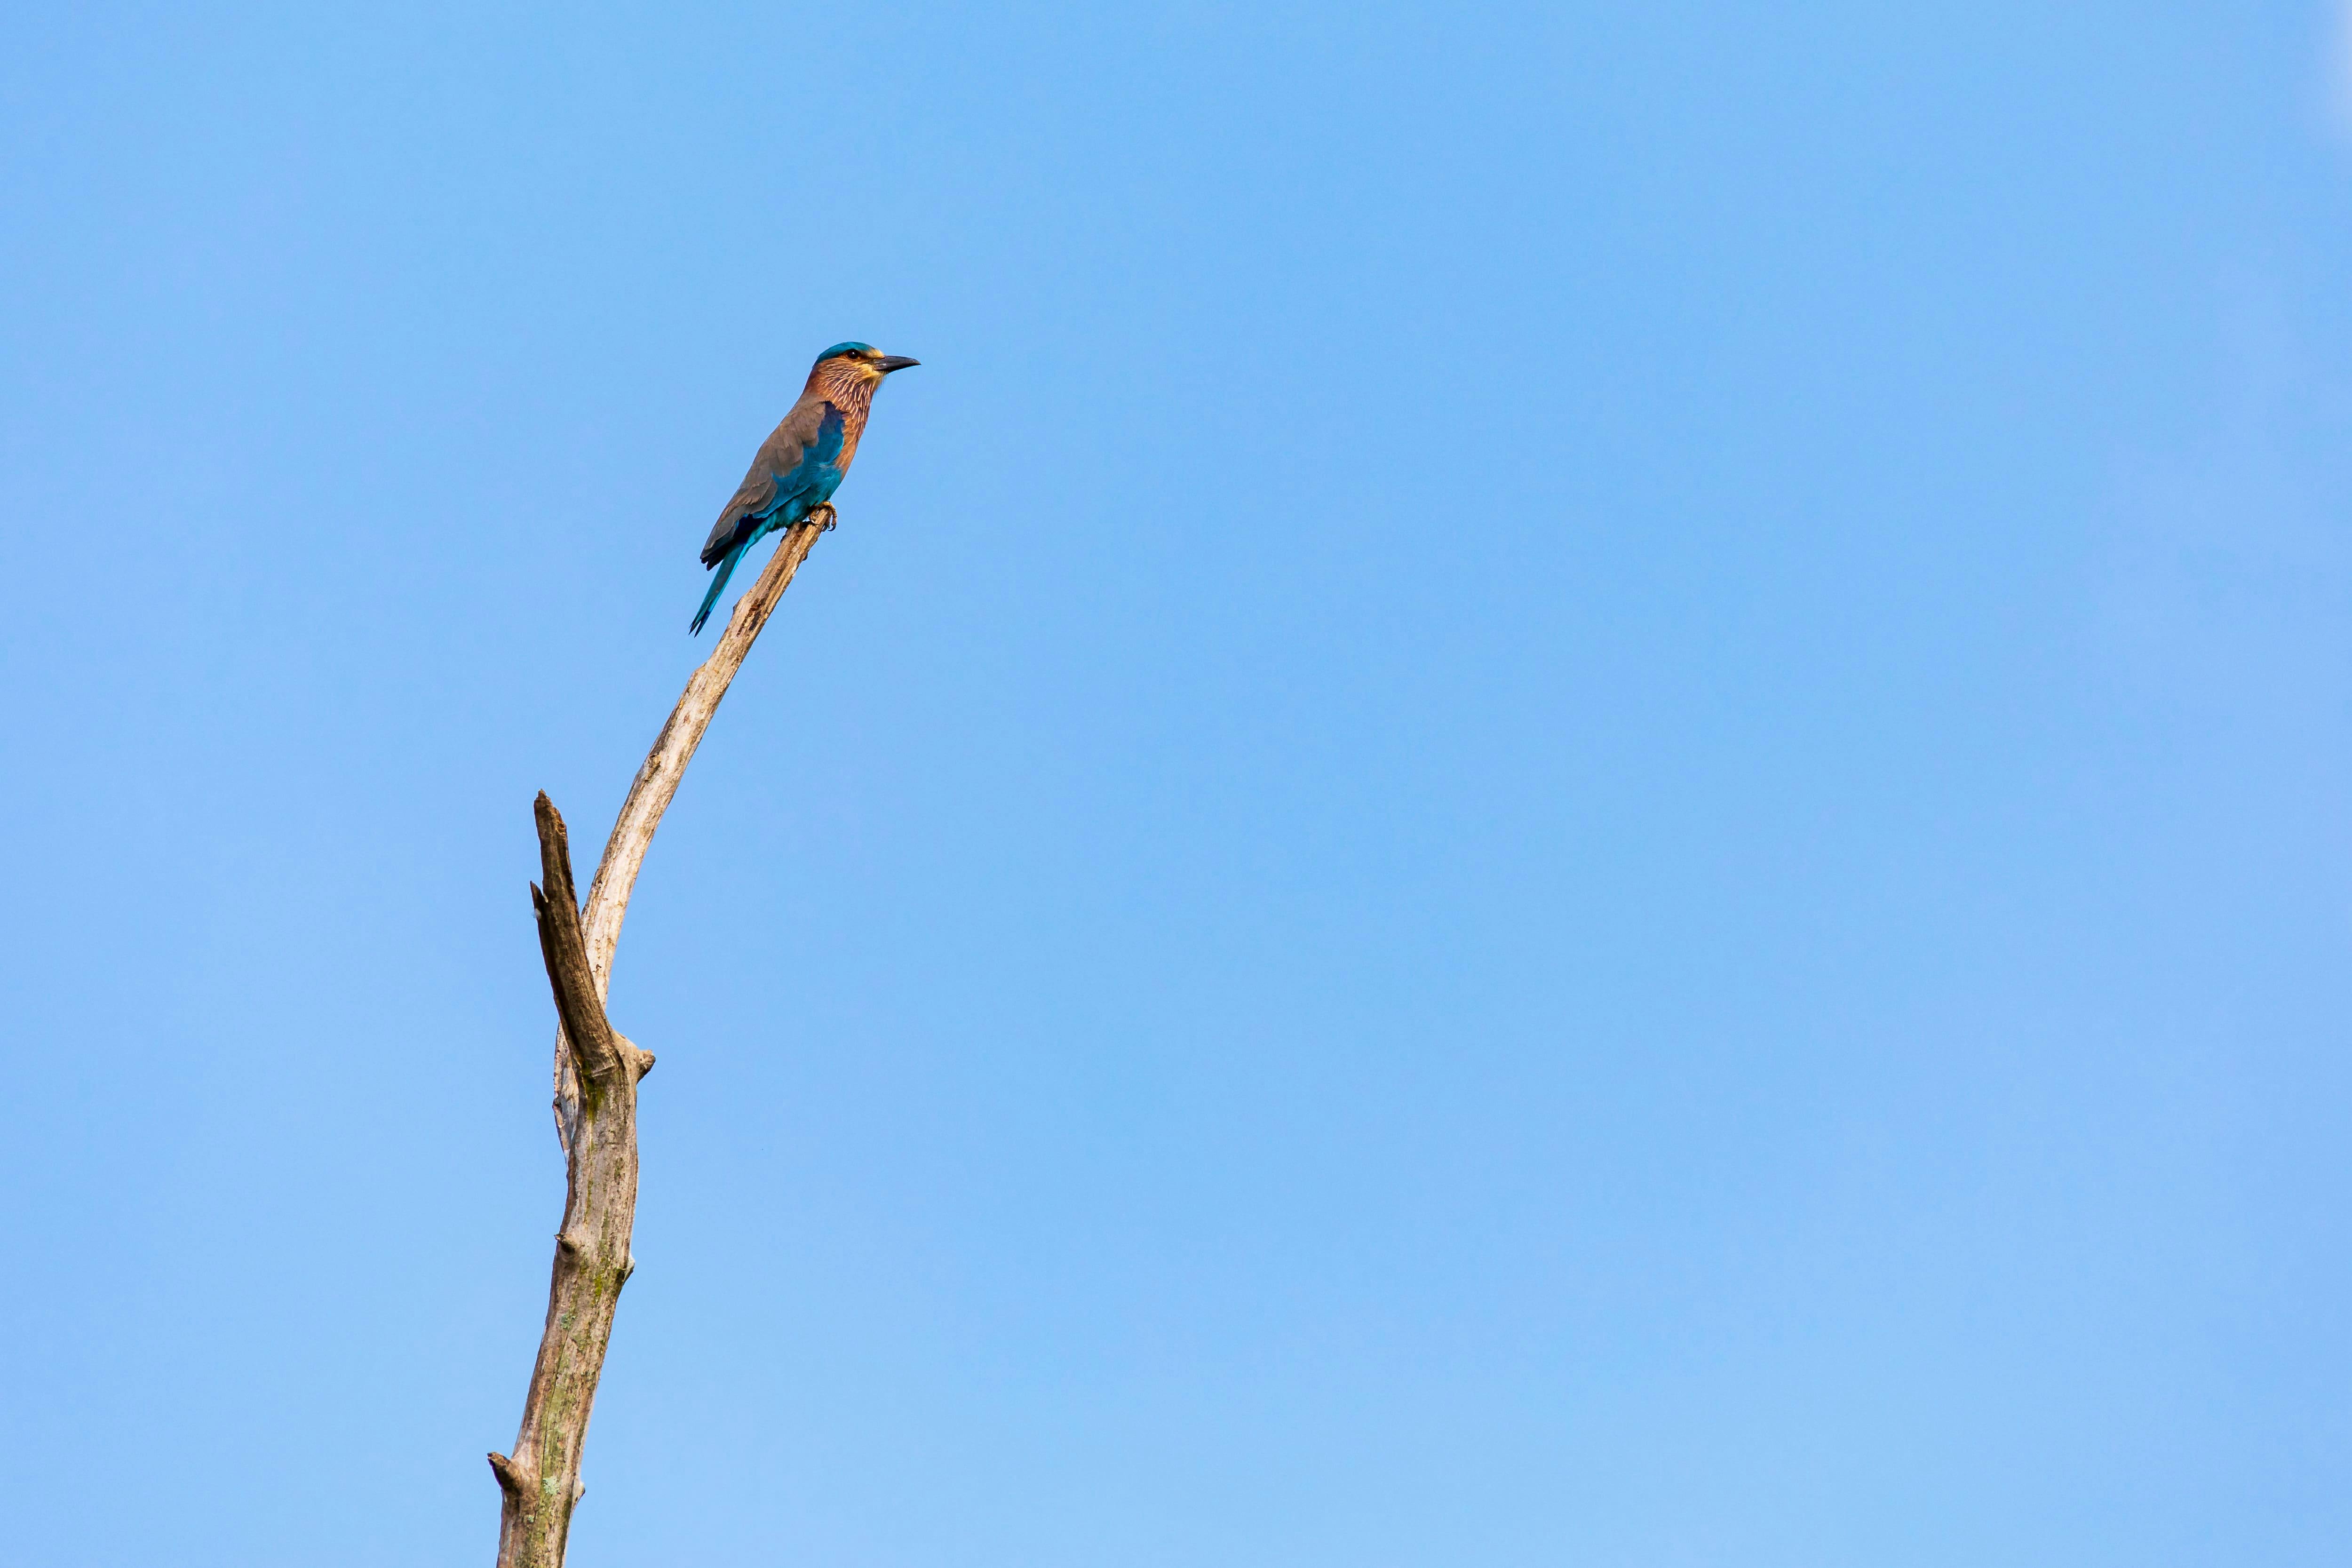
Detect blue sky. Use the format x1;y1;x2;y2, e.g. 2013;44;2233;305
5;3;2352;1564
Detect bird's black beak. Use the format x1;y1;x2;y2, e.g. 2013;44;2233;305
875;355;921;374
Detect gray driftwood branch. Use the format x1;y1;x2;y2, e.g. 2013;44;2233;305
491;510;830;1568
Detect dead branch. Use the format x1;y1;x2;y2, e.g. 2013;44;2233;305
555;509;830;1151
491;512;830;1566
489;795;651;1568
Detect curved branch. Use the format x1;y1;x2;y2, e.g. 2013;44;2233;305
553;512;829;1149
492;512;831;1568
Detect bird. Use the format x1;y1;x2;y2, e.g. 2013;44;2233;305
690;342;920;634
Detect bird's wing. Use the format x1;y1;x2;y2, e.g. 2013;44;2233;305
699;399;844;565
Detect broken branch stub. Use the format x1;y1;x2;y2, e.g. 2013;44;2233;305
488;795;648;1568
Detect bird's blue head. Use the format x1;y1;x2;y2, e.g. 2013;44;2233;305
813;342;921;377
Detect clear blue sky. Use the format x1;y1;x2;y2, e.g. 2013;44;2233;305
5;3;2351;1564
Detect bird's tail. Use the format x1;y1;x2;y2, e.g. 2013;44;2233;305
690;539;750;636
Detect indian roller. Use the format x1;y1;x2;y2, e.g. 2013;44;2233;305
690;341;920;634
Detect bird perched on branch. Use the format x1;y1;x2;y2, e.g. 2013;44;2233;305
690;341;920;634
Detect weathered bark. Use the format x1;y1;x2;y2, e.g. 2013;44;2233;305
553;509;831;1152
493;512;830;1567
491;795;652;1568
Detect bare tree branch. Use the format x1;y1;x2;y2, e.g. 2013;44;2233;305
553;510;830;1150
491;511;831;1565
490;794;652;1568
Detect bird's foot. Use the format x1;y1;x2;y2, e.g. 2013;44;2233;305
811;504;839;534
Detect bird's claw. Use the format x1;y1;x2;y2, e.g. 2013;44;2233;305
812;504;839;534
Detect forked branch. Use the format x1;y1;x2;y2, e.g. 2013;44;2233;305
492;514;831;1567
490;795;649;1568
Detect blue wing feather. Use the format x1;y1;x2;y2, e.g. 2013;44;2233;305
689;403;849;634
